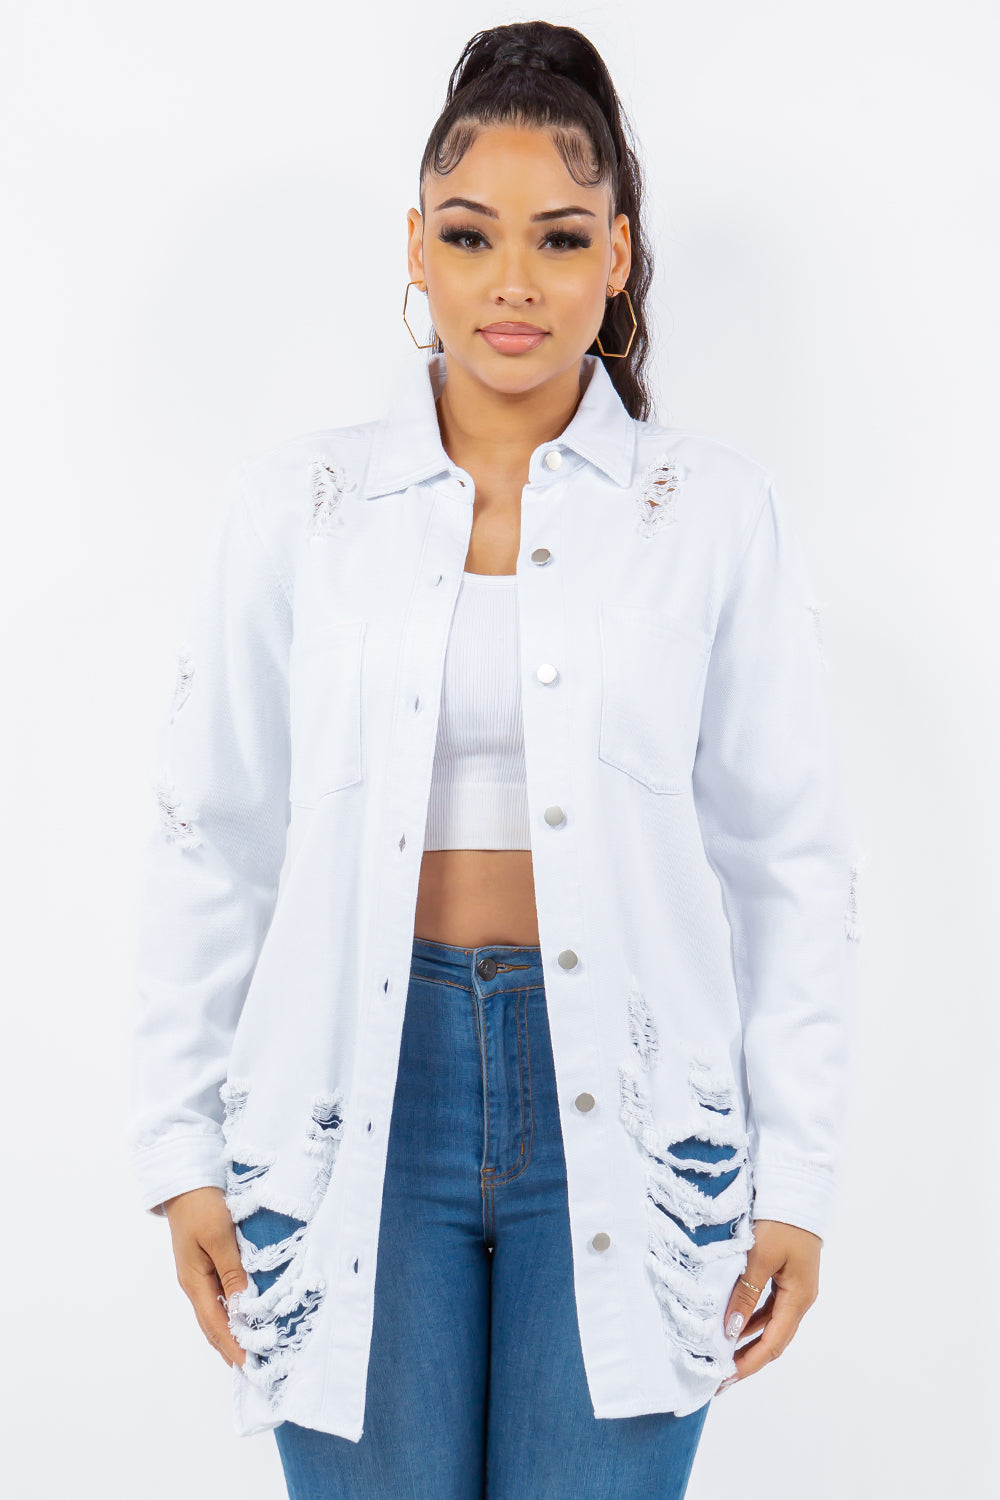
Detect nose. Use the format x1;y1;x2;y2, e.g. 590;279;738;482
489;251;539;305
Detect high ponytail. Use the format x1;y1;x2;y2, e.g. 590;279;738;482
418;20;655;422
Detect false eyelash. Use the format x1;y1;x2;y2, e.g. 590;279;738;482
438;225;592;251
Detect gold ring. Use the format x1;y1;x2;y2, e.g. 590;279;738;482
738;1275;764;1296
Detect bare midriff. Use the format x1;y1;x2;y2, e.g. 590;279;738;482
414;849;540;948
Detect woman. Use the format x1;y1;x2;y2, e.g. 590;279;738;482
129;19;859;1499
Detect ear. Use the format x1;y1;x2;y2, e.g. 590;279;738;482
611;212;631;291
406;207;426;288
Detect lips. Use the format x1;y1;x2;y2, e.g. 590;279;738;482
480;323;547;335
479;323;549;354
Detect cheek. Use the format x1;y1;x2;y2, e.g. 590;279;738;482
427;265;477;314
554;275;606;319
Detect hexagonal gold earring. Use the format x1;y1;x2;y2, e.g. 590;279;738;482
403;280;436;349
595;285;637;359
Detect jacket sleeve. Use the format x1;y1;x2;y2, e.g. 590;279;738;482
127;462;292;1217
691;473;859;1242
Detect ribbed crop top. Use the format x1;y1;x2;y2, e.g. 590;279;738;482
423;570;531;850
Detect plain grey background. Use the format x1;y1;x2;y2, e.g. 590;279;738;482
2;1;995;1495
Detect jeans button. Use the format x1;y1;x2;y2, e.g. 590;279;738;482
477;957;498;979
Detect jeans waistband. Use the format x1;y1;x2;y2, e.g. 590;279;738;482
410;934;545;991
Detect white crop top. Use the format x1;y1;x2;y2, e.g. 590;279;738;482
423;570;531;851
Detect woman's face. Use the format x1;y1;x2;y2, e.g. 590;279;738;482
407;123;631;394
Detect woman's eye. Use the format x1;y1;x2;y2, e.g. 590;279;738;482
440;228;487;250
544;231;590;250
439;227;590;251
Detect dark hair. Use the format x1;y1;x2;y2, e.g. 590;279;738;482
418;20;655;422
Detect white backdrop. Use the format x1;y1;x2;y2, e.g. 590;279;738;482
2;1;995;1495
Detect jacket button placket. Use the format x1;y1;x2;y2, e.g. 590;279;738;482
526;450;610;1257
373;472;478;1257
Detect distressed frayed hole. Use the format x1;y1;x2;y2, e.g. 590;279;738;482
154;776;201;850
626;979;660;1071
620;1064;752;1202
644;1149;748;1231
804;597;829;669
687;1058;736;1116
642;1234;719;1371
619;1058;755;1377
845;849;869;942
226;1154;277;1210
227;1267;327;1409
230;1160;271;1181
220;1077;252;1136
234;1279;325;1355
644;1216;745;1376
668;1136;739;1169
656;1138;743;1246
169;648;194;720
238;1207;309;1285
305;1089;348;1214
652;1201;743;1247
223;1089;348;1409
309;457;350;536
635;453;684;539
307;1093;346;1142
619;1064;667;1160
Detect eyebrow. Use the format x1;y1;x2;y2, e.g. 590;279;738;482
432;197;596;222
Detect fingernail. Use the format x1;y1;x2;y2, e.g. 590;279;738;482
717;1374;739;1395
725;1311;744;1340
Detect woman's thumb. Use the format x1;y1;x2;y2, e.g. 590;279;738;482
203;1225;251;1367
214;1235;251;1305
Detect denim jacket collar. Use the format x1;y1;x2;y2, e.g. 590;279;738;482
358;350;637;501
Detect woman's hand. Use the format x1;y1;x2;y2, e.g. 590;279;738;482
162;1186;250;1369
716;1218;822;1392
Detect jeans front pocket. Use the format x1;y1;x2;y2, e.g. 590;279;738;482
598;602;712;795
288;618;365;808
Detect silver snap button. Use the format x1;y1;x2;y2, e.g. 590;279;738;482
557;949;578;969
543;450;562;470
575;1092;595;1112
531;547;551;565
536;663;558;684
543;805;565;826
592;1232;611;1252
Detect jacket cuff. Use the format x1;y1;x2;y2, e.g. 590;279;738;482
750;1161;838;1242
133;1132;227;1218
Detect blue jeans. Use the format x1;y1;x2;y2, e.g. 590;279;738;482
242;936;713;1498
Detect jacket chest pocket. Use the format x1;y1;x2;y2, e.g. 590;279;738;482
288;619;366;808
598;603;712;795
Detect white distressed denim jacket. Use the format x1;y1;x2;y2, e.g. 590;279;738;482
128;350;860;1441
